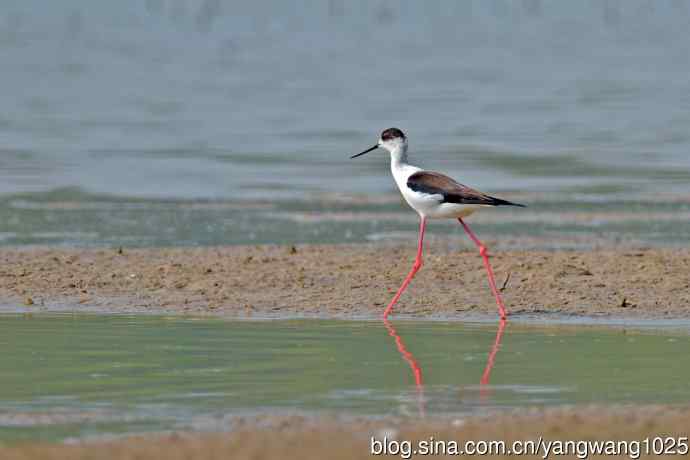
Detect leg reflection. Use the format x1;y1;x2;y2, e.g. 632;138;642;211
383;319;425;417
480;319;507;399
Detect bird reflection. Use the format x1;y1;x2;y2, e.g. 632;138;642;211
383;318;507;413
480;318;507;399
383;319;425;417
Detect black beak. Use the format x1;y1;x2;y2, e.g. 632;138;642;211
350;144;378;159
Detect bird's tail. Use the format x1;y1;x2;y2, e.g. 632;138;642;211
491;197;527;207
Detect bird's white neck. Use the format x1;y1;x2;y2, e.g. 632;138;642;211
389;144;409;170
388;143;421;200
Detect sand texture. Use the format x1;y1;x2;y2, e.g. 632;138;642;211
1;406;688;459
0;245;688;319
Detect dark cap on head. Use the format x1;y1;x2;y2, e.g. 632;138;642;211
381;127;406;141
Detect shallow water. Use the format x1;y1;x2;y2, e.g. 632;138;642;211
1;187;690;249
1;314;689;442
2;2;690;247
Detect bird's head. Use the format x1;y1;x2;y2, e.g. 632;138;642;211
351;127;407;159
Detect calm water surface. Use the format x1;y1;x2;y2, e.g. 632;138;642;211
1;1;690;247
1;314;689;442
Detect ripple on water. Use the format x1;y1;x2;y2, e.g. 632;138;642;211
0;315;689;442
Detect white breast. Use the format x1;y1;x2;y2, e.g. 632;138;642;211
390;162;481;219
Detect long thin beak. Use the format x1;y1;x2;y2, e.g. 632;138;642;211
350;145;378;159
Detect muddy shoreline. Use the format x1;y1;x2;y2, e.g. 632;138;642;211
0;244;688;319
1;406;688;458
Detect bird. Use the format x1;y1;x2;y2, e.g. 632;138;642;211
351;128;525;320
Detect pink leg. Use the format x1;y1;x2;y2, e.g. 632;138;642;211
458;218;507;320
382;217;427;320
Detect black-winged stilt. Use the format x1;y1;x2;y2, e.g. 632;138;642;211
351;128;525;320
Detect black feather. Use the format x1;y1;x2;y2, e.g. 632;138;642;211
407;171;526;207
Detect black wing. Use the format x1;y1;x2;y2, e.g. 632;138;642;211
406;171;525;207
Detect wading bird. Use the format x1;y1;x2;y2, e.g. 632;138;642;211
351;128;525;320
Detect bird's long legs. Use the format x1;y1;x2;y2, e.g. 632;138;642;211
458;218;507;319
382;217;426;320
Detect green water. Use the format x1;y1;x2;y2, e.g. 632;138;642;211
2;187;690;249
1;315;689;443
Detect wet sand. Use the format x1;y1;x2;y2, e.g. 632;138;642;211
1;244;689;319
1;406;688;459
